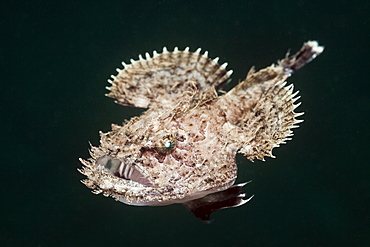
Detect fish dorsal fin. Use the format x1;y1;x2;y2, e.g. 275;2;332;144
106;47;233;108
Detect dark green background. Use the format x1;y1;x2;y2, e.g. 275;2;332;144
1;0;369;246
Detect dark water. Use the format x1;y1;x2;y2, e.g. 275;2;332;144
1;0;369;246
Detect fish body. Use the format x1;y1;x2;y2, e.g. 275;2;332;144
79;41;323;222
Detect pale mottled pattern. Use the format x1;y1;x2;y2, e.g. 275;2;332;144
79;41;323;209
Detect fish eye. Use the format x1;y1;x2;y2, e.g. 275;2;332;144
164;140;173;148
155;136;176;154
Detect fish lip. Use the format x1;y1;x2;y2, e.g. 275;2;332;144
96;155;153;187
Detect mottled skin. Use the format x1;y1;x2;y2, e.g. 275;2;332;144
79;42;323;221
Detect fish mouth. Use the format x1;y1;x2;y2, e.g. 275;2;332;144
96;155;152;187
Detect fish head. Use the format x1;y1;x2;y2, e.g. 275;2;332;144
79;107;238;206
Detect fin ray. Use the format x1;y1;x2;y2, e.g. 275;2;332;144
107;48;232;108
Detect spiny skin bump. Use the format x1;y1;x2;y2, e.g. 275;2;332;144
79;41;323;220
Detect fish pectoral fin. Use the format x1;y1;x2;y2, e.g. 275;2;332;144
183;181;253;224
106;47;232;109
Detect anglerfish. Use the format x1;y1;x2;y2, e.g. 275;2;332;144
79;41;324;223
